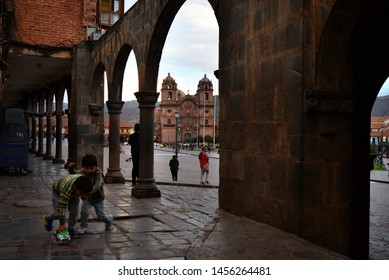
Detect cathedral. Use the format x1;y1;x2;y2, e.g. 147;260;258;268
154;73;217;147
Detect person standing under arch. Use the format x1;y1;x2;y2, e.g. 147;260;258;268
128;123;140;186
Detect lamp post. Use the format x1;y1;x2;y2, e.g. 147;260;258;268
196;98;199;148
175;111;179;156
203;93;206;146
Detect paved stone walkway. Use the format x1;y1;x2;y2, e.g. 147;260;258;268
0;147;386;260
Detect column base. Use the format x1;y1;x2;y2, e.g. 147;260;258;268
104;168;125;184
131;179;161;198
43;154;54;160
53;157;65;164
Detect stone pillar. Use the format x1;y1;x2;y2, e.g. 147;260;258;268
29;116;37;154
132;91;161;198
36;94;45;157
104;100;125;184
36;115;44;157
44;92;54;160
53;111;65;164
43;113;54;160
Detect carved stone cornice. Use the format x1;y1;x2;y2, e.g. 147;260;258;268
106;100;124;114
89;103;104;116
305;90;353;113
135;91;160;109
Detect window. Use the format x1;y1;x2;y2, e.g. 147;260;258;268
98;0;124;28
167;119;172;125
205;119;209;125
204;92;209;100
167;92;172;100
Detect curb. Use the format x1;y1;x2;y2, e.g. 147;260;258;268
124;179;218;189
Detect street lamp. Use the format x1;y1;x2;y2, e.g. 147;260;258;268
203;93;206;146
175;111;179;156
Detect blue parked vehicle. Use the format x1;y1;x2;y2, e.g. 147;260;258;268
0;108;29;175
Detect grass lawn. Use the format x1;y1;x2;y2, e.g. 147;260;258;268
374;164;387;171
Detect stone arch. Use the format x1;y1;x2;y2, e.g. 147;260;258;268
141;0;219;91
311;0;389;258
141;0;186;91
110;44;133;101
315;0;389;100
91;62;106;104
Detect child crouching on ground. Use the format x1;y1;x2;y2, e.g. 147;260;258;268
68;154;112;234
43;174;93;236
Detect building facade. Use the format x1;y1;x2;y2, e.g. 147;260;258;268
0;0;124;166
155;73;217;147
371;116;389;153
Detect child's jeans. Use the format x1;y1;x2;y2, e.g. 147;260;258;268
79;199;111;228
46;191;79;229
200;169;209;183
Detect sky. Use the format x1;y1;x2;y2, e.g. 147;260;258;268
378;78;389;97
119;0;219;102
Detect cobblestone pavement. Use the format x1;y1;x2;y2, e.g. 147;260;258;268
0;145;387;259
369;170;389;260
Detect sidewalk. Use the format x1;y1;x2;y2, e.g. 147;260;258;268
0;151;346;260
370;170;389;183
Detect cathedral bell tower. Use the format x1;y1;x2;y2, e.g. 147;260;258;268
196;74;214;144
161;73;181;103
160;73;181;145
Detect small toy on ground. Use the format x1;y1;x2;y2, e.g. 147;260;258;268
54;229;71;244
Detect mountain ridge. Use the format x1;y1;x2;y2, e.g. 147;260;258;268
372;96;389;117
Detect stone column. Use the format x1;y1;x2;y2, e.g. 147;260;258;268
53;111;65;164
43;113;54;160
104;100;125;184
44;92;54;160
29;116;37;154
36;94;45;157
36;114;44;157
132;91;161;198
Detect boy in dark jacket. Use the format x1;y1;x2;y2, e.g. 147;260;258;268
68;154;112;234
169;155;179;181
128;123;140;186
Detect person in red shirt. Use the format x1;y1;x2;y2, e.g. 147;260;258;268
199;146;209;185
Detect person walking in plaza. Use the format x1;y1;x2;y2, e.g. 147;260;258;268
68;154;113;235
169;155;179;181
128;123;140;186
199;146;210;185
43;174;93;237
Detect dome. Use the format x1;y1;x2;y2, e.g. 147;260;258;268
162;73;177;90
199;74;211;83
163;73;176;84
198;74;213;90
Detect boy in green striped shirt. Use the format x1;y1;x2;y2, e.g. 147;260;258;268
43;174;93;236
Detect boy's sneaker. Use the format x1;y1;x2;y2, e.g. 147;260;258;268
68;228;78;238
77;227;87;235
43;215;52;231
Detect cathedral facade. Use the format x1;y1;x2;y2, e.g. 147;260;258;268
154;73;217;147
